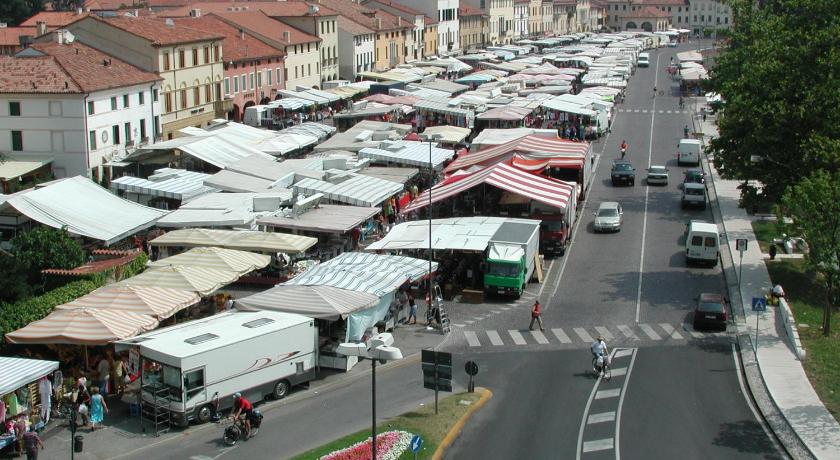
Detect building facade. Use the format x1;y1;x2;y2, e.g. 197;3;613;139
459;5;488;51
605;1;728;33
514;0;529;39
576;0;592;32
0;25;38;56
689;0;732;35
337;17;375;80
553;0;575;35
393;0;460;55
266;3;341;83
541;1;554;37
362;0;429;62
0;35;162;178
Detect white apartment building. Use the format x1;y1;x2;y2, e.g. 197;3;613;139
338;17;375;79
396;0;460;54
514;0;529;39
689;0;731;35
0;35;161;178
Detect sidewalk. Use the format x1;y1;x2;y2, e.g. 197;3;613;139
30;323;448;460
697;105;840;460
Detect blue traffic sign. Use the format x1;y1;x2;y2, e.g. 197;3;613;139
752;297;767;311
410;434;423;453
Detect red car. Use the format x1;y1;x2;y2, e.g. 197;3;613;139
693;293;728;331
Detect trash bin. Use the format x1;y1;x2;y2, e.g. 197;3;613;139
74;435;84;453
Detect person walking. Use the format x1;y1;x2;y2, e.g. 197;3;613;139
620;140;628;159
88;386;108;431
407;293;417;324
529;300;545;331
22;426;45;460
684;124;690;138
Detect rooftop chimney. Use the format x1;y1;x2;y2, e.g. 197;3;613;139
283;30;291;42
308;4;319;15
76;7;82;15
36;21;47;36
375;17;382;29
190;8;201;17
240;28;245;40
397;16;402;26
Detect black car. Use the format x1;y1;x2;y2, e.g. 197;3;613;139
611;160;636;186
693;293;728;331
684;168;705;185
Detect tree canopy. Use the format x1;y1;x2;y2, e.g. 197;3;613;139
779;170;840;336
0;0;44;26
10;226;86;286
708;0;840;202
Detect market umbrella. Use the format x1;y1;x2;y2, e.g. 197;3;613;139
148;247;271;276
55;286;200;320
117;265;239;296
235;285;379;319
4;308;158;346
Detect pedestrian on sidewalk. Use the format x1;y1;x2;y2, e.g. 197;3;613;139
407;293;417;324
22;425;45;460
89;386;108;431
529;300;545;331
684;124;690;137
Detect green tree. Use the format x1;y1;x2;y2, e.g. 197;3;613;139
0;0;44;26
0;252;29;302
708;0;840;202
10;226;86;286
779;170;840;337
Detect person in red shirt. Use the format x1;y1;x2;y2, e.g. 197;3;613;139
529;300;545;331
231;393;254;439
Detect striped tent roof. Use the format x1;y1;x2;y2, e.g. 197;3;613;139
285;252;437;297
235;285;379;319
5;308;158;346
402;163;575;214
293;174;403;207
510;155;585;171
445;135;590;173
148;247;271;276
0;357;59;396
150;229;317;254
117;265;239;297
55;286;200;320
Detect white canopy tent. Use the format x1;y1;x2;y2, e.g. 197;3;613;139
293;174;403;207
358;141;455;170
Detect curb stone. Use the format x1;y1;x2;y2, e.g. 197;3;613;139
431;387;493;460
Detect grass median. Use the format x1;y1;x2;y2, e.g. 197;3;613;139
290;390;483;460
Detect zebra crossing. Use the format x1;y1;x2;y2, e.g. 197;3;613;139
616;108;690;114
459;322;728;348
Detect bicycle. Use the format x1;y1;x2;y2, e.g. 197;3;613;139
222;412;261;446
592;356;611;381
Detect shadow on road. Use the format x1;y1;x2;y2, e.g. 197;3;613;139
713;420;783;459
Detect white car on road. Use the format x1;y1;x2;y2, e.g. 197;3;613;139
593;202;623;233
646;165;669;185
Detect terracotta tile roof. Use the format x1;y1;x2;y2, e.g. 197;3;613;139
0;27;37;46
20;11;88;27
41;249;142;276
337;16;373;36
458;5;488;17
0;39;161;94
607;0;686;4
267;1;339;17
625;5;673;18
212;11;321;46
554;0;576;5
515;0;530;4
76;15;225;46
158;1;339;18
316;0;412;32
176;15;284;61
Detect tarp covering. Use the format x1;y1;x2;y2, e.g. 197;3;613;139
0;357;59;397
293;174;403;207
0;176;166;245
56;286;200;320
5;308;158;346
511;155;585;171
540;98;597;117
366;216;539;252
402;163;575;214
420;126;471;144
174;136;275;168
476;106;534;121
471;128;559;149
358;141;455;170
235;285;379;319
117;265;239;296
110;168;216;201
150;228;317;254
0;155;53;181
257;204;380;234
148;247;271;275
203;170;275;193
445;135;590;173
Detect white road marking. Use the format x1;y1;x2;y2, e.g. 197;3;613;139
617;325;639;340
610;367;628;377
463;320;475;325
587;411;616;424
594;326;614;340
614;348;639;460
486;330;504;346
731;343;785;454
633;109;640;112
530;330;549;344
464;331;481;347
638;323;661;340
552;328;572;343
614;349;634;359
595;388;621;400
689;329;705;339
659;323;684;340
576;349;617;460
582;438;614;453
536;258;556;299
574;327;594;343
451;323;465;328
508;330;527;345
491;310;503;314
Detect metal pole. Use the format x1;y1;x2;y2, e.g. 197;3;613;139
371;358;377;460
755;310;760;353
434;360;439;415
428;140;434;326
738;252;743;293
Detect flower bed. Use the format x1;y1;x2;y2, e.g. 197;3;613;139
320;430;413;460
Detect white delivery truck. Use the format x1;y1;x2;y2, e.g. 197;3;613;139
685;220;720;266
116;311;316;426
483;220;541;298
677;139;702;166
638;52;650;67
243;105;271;128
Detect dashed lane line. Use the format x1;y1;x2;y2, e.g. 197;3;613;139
595;389;621;400
614;349;634;359
587;412;616;424
582;438;614;453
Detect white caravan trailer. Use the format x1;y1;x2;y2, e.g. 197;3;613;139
116;311;316;426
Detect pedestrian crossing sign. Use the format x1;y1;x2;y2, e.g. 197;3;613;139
752;297;767;311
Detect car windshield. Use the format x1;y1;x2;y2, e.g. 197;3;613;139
613;163;633;171
487;262;519;277
542;220;565;232
598;208;619;217
685;188;704;196
142;359;182;401
698;301;724;313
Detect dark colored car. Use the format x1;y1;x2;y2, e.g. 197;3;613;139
611;160;636;186
693;293;728;331
684;168;705;185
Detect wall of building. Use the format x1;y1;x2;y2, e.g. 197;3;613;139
541;2;554;36
284;41;322;90
576;0;591;31
374;29;406;70
280;16;340;82
528;0;542;36
459;14;486;51
514;3;528;38
690;0;732;34
338;29;375;80
86;84;161;170
222;56;286;121
424;24;438;56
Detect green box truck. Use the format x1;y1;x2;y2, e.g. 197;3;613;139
483;221;540;298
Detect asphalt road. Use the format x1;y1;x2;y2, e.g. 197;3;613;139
443;41;784;459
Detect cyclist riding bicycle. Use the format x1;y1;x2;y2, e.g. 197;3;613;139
231;393;253;439
653;86;657;98
590;336;609;372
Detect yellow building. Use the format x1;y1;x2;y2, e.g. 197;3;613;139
529;0;543;37
459;6;488;52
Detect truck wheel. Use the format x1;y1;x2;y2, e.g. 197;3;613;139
196;404;214;424
273;380;291;400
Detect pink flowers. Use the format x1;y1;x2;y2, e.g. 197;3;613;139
320;430;414;460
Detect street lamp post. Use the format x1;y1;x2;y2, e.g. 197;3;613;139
422;133;443;327
337;333;403;460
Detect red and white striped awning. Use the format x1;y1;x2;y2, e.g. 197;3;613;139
511;155;585;171
402;163;575;214
445;135;590;174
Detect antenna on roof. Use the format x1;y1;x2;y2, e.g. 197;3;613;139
165;18;174;27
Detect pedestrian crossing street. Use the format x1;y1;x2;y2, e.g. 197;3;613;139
616;108;690;114
459;322;728;349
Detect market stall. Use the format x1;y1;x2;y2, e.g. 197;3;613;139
415;97;478;129
56;286;200;320
0;357;59;451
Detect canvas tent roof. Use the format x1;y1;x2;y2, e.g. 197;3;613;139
471;128;558;149
358;166;419;184
150;228;317;254
257;204;380;234
0;155;53;181
420;125;471;144
540;98;597;117
117;265;240;296
5;307;158;346
0;176;166;245
235;285;379;319
402;163;575;214
0;357;59;397
56;286;199;320
366;216;540;252
131;136;275;168
148;247;271;275
476;106;534;121
110;168;216;202
203;170;275;193
445;135;590;173
358;141;455;170
293;174;403;207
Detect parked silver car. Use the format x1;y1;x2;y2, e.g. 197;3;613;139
593;202;623;233
646;165;669;185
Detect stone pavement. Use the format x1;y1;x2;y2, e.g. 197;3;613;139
28;322;448;460
696;103;840;460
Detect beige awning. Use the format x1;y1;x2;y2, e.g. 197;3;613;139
55;286;200;320
0;155;53;181
148;247;270;275
5;308;158;346
117;265;239;296
150;229;317;254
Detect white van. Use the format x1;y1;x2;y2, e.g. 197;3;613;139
638;52;650;67
685;220;719;266
677;139;701;166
